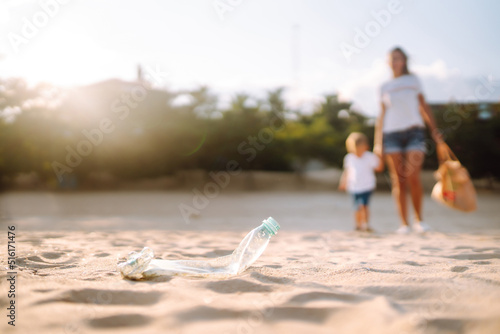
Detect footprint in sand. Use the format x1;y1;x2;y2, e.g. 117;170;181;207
93;252;111;257
35;288;163;306
450;266;469;272
40;252;63;259
447;253;500;260
175;305;244;322
425;317;464;333
263;264;282;269
265;306;334;323
17;252;78;269
286;291;368;304
175;305;333;324
454;246;472;250
361;285;430;301
472;247;500;253
250;272;293;284
205;279;275;294
88;314;152;328
421;246;441;251
402;260;424;267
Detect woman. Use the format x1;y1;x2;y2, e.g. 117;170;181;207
374;47;445;234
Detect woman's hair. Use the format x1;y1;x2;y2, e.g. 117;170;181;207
346;132;368;153
390;46;410;75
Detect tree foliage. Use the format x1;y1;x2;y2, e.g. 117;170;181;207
0;77;498;189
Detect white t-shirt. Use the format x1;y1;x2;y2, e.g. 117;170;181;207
343;151;380;193
380;74;425;133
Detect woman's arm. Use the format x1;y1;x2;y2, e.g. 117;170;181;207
373;102;386;157
418;94;448;160
374;154;385;172
418;94;444;144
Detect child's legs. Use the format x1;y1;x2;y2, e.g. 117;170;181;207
353;191;372;227
352;194;363;228
361;191;373;223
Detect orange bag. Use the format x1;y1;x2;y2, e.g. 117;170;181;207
431;143;477;212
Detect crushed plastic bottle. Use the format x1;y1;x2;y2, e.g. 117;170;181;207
118;217;280;280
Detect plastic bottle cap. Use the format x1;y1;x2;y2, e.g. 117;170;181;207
262;217;280;236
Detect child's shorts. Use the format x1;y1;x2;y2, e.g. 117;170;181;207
351;190;373;209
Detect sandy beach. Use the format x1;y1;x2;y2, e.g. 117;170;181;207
1;189;500;334
2;0;500;332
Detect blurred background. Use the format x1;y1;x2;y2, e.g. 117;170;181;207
0;0;499;231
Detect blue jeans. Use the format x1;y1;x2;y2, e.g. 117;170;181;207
383;127;427;154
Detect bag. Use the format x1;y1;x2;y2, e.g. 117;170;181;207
431;143;477;212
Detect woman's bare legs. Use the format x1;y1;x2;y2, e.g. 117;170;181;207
355;208;363;229
362;205;369;225
385;153;408;226
406;150;425;222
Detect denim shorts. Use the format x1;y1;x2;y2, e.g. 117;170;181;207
352;190;372;209
383;127;427;154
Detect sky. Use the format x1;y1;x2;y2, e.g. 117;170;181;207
1;0;499;116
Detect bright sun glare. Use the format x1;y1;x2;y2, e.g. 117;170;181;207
0;7;10;26
24;31;112;86
4;15;127;88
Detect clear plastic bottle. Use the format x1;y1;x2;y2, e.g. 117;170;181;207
118;217;280;279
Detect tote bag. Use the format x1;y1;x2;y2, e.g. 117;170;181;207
431;143;477;212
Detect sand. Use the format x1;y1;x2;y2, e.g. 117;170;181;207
1;190;500;334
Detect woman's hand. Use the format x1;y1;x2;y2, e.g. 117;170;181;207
374;150;385;172
373;144;383;157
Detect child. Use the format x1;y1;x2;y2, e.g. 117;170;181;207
338;132;384;232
